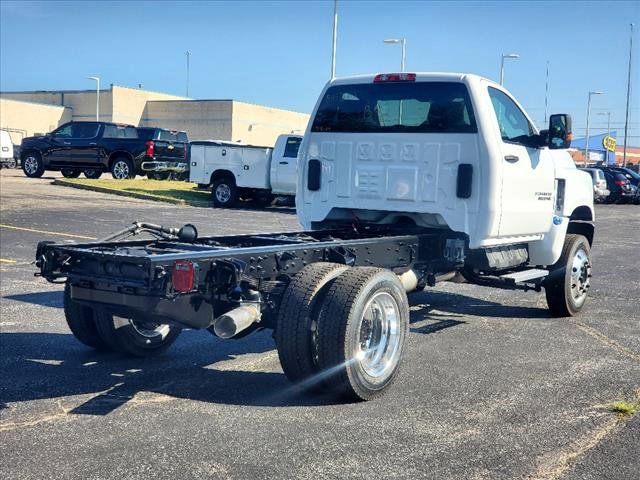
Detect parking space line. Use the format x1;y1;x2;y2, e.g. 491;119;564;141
0;223;97;240
0;258;17;263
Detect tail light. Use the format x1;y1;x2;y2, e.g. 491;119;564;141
614;180;626;187
172;260;197;293
183;143;187;160
146;140;155;157
374;73;416;83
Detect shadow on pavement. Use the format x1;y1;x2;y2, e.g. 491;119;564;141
4;291;63;308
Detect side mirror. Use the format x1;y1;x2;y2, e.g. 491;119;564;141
548;114;572;149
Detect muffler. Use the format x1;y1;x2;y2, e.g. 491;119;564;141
211;304;261;339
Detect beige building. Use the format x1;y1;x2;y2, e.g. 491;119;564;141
0;84;310;147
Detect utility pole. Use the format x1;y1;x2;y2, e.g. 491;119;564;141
623;23;634;167
330;0;338;79
87;76;100;121
544;61;549;124
585;90;604;166
185;50;191;97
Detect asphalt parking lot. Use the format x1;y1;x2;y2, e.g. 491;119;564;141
1;168;638;480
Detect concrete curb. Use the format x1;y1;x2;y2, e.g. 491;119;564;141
52;179;213;208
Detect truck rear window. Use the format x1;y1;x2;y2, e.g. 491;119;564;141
311;82;477;133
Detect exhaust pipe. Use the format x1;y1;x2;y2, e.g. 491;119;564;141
212;304;261;339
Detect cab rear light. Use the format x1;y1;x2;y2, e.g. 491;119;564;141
172;260;197;293
146;140;155;157
614;180;626;187
374;73;416;83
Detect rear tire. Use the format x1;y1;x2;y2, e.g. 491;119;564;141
316;267;409;401
94;310;181;357
111;157;135;179
22;152;45;178
212;177;239;207
275;263;349;387
61;169;81;178
63;283;109;350
83;169;102;179
545;234;592;317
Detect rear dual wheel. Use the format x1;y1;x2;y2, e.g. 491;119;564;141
275;265;409;401
63;282;181;356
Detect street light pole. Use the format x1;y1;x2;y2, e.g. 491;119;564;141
585;90;604;166
623;23;634;167
598;111;611;137
87;76;100;121
330;0;338;79
500;53;520;85
185;51;191;97
384;38;406;72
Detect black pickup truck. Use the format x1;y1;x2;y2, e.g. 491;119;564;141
137;127;189;180
20;122;187;180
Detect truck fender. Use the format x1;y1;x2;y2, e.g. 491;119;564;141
210;169;236;185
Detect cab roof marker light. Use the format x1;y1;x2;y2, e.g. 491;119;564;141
374;73;416;83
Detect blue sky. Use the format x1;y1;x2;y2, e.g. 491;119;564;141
1;1;639;143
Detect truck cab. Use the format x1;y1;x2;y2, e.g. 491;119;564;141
297;72;594;267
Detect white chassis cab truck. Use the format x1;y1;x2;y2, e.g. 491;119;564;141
189;134;303;207
36;72;594;401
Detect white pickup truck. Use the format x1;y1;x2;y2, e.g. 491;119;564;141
189;134;302;207
39;72;595;402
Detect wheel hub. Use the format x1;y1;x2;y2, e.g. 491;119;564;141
355;291;401;381
113;161;129;179
216;184;231;203
570;247;591;305
24;156;38;174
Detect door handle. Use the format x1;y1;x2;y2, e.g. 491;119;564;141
504;155;519;163
89;142;97;146
279;161;289;165
63;141;71;145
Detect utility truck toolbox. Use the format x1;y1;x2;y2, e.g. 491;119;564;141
189;134;302;207
35;72;595;402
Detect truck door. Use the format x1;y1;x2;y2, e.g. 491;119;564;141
487;87;554;237
67;122;101;166
271;136;301;195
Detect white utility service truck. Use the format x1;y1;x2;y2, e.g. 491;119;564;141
37;72;594;402
189;134;302;207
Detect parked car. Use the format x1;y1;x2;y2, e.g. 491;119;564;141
189;134;302;207
137;127;189;180
599;165;640;189
20;121;181;180
579;167;609;203
0;130;15;168
602;170;636;204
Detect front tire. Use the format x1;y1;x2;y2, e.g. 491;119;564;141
545;234;592;317
61;169;81;178
111;157;135;179
212;177;239;207
94;310;181;357
275;263;349;387
22;153;45;178
63;283;109;350
83;168;102;179
316;267;409;401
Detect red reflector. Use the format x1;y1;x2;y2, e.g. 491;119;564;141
614;180;626;186
172;260;195;293
374;73;416;83
146;140;155;157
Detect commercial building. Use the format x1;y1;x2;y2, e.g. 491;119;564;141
0;85;310;147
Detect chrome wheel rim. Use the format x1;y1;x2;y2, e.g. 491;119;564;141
570;247;591;306
354;291;402;381
24;156;38;174
113;161;129;179
215;183;231;203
